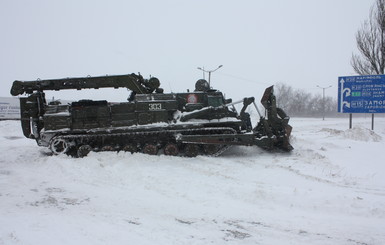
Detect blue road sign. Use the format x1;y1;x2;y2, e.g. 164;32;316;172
338;75;385;113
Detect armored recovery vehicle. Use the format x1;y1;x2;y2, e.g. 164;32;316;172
10;73;293;157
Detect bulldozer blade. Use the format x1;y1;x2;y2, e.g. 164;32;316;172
261;85;274;109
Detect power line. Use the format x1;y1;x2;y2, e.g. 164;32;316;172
216;71;271;85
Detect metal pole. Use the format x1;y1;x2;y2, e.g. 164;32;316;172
372;113;374;130
208;71;212;87
349;113;352;129
317;85;332;121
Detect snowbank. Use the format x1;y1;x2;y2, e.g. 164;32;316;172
320;126;382;142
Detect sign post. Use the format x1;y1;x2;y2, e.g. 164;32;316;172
338;75;385;129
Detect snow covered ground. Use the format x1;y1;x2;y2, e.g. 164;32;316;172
1;117;385;245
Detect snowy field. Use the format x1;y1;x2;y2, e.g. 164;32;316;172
1;117;385;245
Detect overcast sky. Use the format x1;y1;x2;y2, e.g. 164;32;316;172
0;0;373;101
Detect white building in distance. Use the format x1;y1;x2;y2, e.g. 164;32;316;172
0;97;20;119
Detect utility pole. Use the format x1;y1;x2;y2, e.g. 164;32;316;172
200;66;205;79
317;85;332;120
197;65;223;87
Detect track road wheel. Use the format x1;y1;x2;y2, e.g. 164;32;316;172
203;144;221;155
164;143;179;156
123;144;137;154
50;138;70;155
77;145;92;158
184;144;199;157
101;145;114;151
143;144;158;155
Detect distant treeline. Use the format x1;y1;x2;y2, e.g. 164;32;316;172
274;83;339;117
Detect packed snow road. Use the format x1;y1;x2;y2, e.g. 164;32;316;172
1;117;385;245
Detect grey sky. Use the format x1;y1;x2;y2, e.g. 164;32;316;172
0;0;373;101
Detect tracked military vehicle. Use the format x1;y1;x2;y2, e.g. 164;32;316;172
10;73;293;157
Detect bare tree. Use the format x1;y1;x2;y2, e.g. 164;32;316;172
274;83;293;109
274;83;338;117
351;0;385;75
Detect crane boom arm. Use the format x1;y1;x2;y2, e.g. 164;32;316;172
10;73;160;96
